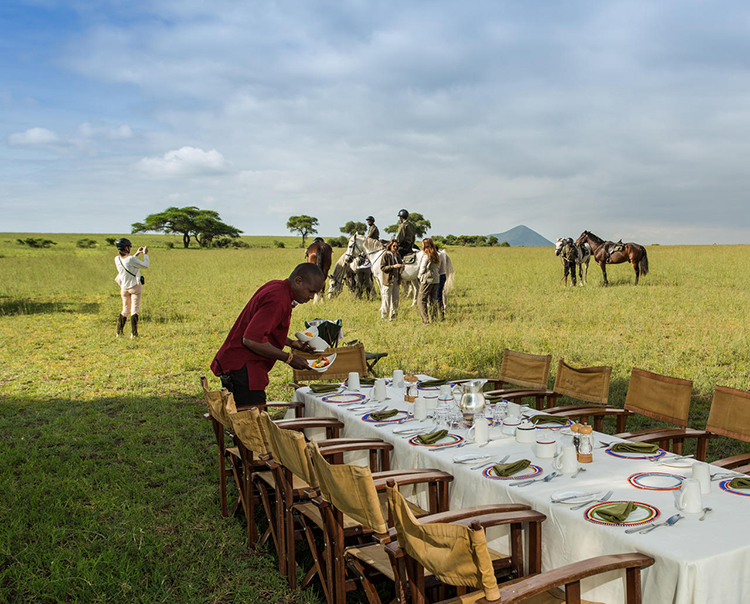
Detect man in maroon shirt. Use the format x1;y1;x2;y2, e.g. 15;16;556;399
211;263;325;407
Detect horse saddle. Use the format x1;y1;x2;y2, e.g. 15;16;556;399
402;252;418;264
608;240;625;255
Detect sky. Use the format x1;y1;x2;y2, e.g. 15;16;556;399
2;0;750;244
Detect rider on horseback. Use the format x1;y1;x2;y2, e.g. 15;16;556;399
396;209;416;260
365;216;379;240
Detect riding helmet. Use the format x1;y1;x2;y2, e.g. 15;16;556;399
397;209;409;219
115;238;132;250
366;216;375;222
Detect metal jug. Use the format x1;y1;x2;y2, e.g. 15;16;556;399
456;379;487;420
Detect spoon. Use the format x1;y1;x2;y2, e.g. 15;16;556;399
699;507;712;521
637;513;683;534
571;467;586;478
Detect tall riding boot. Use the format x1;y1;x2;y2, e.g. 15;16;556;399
117;314;128;337
130;314;139;338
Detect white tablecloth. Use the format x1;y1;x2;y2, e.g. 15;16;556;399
292;382;750;604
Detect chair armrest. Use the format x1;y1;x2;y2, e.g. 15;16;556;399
372;471;453;490
544;405;630;416
450;510;546;529
315;438;384;447
713;453;750;471
415;504;531;525
614;427;710;442
317;442;393;456
274;417;344;430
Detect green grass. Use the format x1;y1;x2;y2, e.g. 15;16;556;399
2;234;750;602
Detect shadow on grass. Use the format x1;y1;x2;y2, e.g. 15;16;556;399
0;297;100;316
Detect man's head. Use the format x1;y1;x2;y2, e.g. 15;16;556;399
397;209;409;221
288;263;325;304
366;216;375;225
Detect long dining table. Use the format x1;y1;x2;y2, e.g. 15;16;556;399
292;377;750;604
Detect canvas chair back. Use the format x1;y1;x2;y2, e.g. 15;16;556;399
498;349;552;389
386;486;500;601
228;408;270;456
261;412;318;487
706;386;750;442
309;442;388;533
200;376;237;427
553;359;611;405
293;342;368;382
624;368;693;427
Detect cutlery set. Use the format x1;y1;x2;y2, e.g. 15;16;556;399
626;513;683;534
511;472;561;488
570;490;614;511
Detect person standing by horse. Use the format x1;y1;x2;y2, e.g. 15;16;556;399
559;238;578;287
379;239;403;320
395;209;416;259
365;216;379;240
114;237;149;338
210;263;323;408
417;238;440;325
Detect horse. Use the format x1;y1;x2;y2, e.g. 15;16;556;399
555;237;591;285
327;253;357;298
305;237;333;302
344;235;455;308
575;231;649;286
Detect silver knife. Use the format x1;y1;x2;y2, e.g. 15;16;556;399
471;454;510;470
551;491;600;504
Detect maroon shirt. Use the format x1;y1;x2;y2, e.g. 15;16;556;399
211;279;295;391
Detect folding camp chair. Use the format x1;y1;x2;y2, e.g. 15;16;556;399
292;342;369;385
705;386;750;473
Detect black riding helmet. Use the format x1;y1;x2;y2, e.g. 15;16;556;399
115;238;132;250
366;216;375;222
397;209;409;219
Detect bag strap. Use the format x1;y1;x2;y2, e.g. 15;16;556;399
118;256;138;278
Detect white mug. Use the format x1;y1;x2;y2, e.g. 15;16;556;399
515;423;536;444
502;417;521;436
373;378;387;401
677;478;703;514
691;462;711;495
392;370;404;389
535;436;557;459
468;416;489;444
413;396;428;421
348;372;360;391
506;402;521;418
553;444;578;473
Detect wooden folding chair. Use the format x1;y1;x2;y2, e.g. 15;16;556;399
386;485;654;604
705;386;750;473
614;368;712;458
456;349;552;401
292;342;368;385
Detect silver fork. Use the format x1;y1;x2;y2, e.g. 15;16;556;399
570;490;613;510
374;417;414;428
510;471;560;488
471;454;510;470
597;441;613;449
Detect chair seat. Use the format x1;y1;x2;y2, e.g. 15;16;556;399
365;351;388;375
255;470;310;491
346;542;399;580
439;584;604;604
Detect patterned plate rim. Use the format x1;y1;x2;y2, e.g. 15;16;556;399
584;501;660;526
719;479;750;497
483;464;543;480
408;433;464;447
605;448;666;460
628;472;685;491
320;393;367;404
361;410;412;423
532;418;574;430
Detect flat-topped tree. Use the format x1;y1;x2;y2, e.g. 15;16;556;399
131;206;240;248
286;215;318;247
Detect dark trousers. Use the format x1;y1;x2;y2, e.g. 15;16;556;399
435;274;447;309
564;259;577;285
220;365;267;408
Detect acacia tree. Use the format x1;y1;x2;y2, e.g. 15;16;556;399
340;221;367;236
131;206;241;248
384;212;431;238
286;215;318;247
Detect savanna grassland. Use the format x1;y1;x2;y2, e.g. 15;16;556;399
2;233;750;603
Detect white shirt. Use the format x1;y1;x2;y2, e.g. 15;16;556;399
115;254;149;289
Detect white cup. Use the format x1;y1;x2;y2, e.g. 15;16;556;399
677;478;703;514
506;402;521;418
468;416;489;444
515;423;536;444
553;444;578;473
392;370;404;389
413;396;428;421
348;372;360;391
373;379;387;401
691;462;711;495
502;417;521;436
439;384;452;397
425;396;438;412
535;436;557;459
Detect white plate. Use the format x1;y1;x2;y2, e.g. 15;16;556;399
295;326;318;342
659;458;694;469
307;353;337;372
453;454;490;464
550;490;602;504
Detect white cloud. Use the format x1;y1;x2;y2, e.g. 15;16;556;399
8;127;59;146
136;147;230;178
76;122;133;140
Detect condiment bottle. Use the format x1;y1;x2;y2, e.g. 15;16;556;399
404;375;419;402
577;424;593;463
570;422;581;452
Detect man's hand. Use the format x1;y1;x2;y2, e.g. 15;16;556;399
288;354;310;370
290;339;314;353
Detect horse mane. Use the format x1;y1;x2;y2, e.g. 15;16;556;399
583;231;605;245
355;234;384;252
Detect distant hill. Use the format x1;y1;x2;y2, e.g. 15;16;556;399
489;225;553;247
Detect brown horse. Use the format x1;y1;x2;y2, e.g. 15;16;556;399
575;231;649;285
305;237;333;302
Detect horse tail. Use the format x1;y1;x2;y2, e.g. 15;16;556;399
444;254;455;292
639;246;649;276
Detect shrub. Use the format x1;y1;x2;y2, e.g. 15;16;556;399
274;240;285;249
76;238;98;249
231;239;250;248
327;236;349;248
105;237;117;246
165;241;174;249
16;238;57;248
499;241;510;247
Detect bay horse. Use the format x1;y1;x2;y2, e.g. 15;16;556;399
555;237;591;285
575;231;649;285
305;237;333;303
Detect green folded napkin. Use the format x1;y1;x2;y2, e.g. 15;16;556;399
530;415;570;426
369;409;399;421
493;459;531;477
419;379;449;388
416;430;449;445
485;395;505;403
593;501;637;524
359;377;377;386
308;383;340;394
610;442;660;454
728;477;750;490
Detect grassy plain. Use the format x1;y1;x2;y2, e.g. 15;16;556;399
2;233;750;602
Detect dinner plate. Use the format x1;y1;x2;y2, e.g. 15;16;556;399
605;447;666;460
628;472;685;491
320;393;366;404
718;479;750;497
550;490;603;504
361;410;411;423
482;464;543;480
658;457;695;469
584;501;660;527
408;433;464;447
307;353;337;373
453;454;490;464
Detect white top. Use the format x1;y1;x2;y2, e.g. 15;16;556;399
114;254;149;289
438;250;447;275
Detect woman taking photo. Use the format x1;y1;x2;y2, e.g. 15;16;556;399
379;239;403;320
114;238;149;338
417;238;439;325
